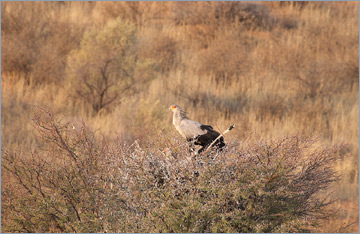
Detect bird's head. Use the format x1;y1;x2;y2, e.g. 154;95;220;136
169;104;180;112
169;104;187;119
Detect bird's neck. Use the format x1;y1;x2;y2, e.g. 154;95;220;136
173;111;187;126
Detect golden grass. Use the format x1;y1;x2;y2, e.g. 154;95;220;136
1;1;358;232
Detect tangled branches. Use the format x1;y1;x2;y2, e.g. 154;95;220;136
2;109;342;232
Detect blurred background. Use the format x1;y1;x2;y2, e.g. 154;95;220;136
1;1;358;232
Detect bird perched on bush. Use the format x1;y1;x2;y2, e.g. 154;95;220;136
169;104;226;154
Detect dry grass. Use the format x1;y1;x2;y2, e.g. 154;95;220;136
1;1;358;232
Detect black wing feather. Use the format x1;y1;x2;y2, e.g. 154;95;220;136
195;125;225;150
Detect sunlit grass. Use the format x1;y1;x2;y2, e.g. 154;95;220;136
1;1;358;232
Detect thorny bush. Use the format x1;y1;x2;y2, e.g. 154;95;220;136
2;109;342;232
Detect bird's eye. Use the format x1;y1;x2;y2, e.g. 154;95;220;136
171;105;177;109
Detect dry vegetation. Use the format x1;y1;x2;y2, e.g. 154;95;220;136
1;1;358;233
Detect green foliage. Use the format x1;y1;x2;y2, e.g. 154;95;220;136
1;109;341;232
66;18;155;113
145;139;339;233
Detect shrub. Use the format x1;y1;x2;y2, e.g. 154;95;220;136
66;18;139;113
170;2;275;30
1;2;83;84
2;109;342;232
137;30;178;73
195;33;251;83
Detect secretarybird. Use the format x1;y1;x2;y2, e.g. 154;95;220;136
169;104;227;154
